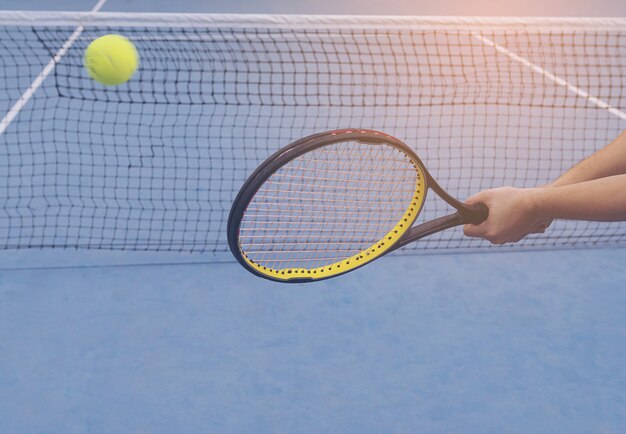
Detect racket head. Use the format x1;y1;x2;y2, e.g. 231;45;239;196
227;129;429;282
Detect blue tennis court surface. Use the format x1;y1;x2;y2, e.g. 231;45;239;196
1;0;626;433
1;248;626;433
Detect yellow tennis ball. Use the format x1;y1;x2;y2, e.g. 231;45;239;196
84;34;139;86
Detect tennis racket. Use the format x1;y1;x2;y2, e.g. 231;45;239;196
228;129;488;282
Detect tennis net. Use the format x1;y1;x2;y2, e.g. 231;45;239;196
0;12;625;255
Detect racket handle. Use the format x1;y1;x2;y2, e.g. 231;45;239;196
463;203;489;224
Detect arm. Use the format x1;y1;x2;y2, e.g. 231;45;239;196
463;176;626;244
539;175;626;221
534;129;626;231
463;129;626;244
548;129;626;187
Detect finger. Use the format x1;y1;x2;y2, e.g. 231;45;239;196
529;224;546;234
464;189;491;206
529;219;553;234
463;223;484;238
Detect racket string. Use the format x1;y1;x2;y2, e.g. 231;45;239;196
239;140;420;270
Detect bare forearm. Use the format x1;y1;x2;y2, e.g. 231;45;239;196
549;129;626;187
536;174;626;221
464;133;626;245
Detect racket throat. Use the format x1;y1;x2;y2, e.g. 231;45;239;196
389;212;465;252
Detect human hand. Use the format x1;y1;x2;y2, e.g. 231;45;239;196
463;187;553;244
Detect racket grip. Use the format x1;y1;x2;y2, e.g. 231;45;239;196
463;203;489;224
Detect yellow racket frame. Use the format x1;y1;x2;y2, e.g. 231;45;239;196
238;158;427;282
229;129;488;283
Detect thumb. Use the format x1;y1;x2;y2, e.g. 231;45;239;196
529;223;547;234
463;223;483;238
464;190;493;226
463;190;492;238
464;189;491;207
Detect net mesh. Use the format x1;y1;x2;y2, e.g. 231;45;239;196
0;13;625;255
239;141;420;270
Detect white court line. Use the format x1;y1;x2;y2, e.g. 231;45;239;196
0;0;108;137
472;32;626;122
